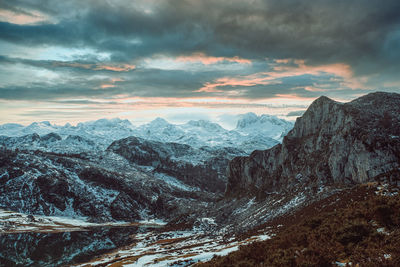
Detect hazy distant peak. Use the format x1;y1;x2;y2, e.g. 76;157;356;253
236;112;290;129
149;117;169;125
28;121;53;127
77;118;133;128
186;120;225;131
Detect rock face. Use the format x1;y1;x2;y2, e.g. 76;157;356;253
226;92;400;197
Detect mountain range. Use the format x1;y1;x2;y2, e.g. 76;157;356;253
0;113;293;154
0;113;293;224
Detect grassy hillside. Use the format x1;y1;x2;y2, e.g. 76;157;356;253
200;184;400;266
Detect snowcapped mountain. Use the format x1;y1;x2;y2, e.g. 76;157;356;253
0;118;136;152
132;118;185;143
0;114;293;154
0;118;134;138
130;115;293;153
235;112;294;141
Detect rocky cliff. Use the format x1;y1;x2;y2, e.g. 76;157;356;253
226;92;400;197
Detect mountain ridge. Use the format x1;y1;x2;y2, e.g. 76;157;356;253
226;92;400;198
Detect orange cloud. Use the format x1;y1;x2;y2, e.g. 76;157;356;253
274;94;317;101
273;60;351;79
197;74;281;93
53;62;136;72
99;78;124;89
176;52;251;65
110;78;124;82
303;86;329;92
274;59;291;64
0;9;50;25
196;60;367;93
272;59;365;89
54;62;92;69
93;64;136;72
100;84;116;89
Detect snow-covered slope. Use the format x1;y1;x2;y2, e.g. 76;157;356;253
130;115;293;153
0;148;216;222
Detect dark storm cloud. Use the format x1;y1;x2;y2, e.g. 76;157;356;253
0;1;216;61
2;0;400;70
0;85;104;100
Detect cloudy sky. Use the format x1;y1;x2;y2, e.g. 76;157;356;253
1;0;399;125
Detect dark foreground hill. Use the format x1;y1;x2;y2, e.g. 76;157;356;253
200;184;400;266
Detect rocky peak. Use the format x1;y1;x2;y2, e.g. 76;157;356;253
226;92;400;198
290;95;340;138
235;112;294;143
77;118;133;129
186;120;224;131
149;117;169;126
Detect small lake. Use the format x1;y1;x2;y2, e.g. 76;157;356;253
0;226;144;266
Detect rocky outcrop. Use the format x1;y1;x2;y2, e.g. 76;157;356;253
226;92;400;197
